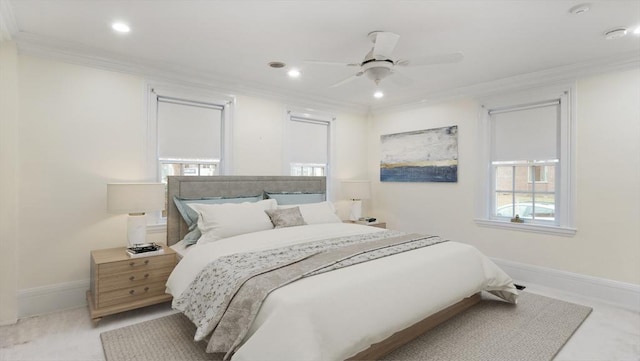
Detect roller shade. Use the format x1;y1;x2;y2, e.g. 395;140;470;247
157;98;222;160
289;117;328;164
491;101;559;161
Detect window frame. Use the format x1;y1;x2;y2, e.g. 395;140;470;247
146;83;235;223
476;84;576;236
528;164;549;183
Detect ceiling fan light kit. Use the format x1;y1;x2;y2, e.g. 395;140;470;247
287;69;301;78
111;22;130;33
362;59;393;82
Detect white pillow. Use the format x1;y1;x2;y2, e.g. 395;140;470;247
188;199;277;243
278;201;342;224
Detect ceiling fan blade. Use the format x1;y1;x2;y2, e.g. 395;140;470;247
372;32;400;59
304;60;360;67
397;52;464;67
328;72;364;88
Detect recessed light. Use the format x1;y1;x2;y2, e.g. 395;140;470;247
569;3;590;15
268;61;286;68
604;28;628;40
373;90;384;99
634;26;640;35
112;22;130;33
287;69;301;78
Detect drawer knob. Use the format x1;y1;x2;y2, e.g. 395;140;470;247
129;260;149;267
129;289;135;295
144;273;149;278
144;287;149;292
129;276;135;281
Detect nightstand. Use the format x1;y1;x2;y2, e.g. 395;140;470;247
87;245;177;325
367;222;386;229
343;220;387;229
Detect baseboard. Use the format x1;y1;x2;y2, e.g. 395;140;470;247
492;258;640;312
15;260;640;318
17;279;89;318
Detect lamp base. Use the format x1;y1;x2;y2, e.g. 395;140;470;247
349;200;363;221
127;213;147;247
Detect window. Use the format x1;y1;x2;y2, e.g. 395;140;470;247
147;85;234;218
494;161;556;222
156;97;223;183
290;163;326;176
161;162;217;182
284;109;334;178
477;85;576;235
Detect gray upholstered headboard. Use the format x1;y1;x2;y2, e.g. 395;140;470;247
166;176;326;246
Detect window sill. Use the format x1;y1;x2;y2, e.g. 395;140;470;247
474;219;576;237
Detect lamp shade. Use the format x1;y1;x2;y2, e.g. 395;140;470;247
107;183;165;214
341;180;371;200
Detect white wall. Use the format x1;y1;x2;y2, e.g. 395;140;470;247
0;39;19;325
369;68;640;286
17;56;150;291
11;55;369;317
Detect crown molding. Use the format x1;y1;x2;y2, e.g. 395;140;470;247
12;31;639;116
0;0;18;42
13;32;370;116
372;51;640;114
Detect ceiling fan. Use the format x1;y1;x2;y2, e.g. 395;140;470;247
307;31;464;88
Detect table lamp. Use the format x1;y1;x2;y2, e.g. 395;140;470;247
341;180;371;221
107;183;165;247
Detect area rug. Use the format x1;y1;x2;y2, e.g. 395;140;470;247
101;292;592;361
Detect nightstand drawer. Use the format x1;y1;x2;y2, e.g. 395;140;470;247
98;281;168;308
98;253;175;274
98;267;173;293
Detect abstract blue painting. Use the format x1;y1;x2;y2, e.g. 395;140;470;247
380;125;458;183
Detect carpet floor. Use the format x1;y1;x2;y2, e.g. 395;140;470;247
101;292;592;361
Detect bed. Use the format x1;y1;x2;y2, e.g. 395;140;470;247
164;175;518;361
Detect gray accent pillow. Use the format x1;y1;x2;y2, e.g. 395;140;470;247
265;207;307;228
265;192;326;205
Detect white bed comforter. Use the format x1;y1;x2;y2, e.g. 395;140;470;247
166;223;518;361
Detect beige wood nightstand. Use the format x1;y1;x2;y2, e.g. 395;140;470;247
87;245;177;325
343;220;387;229
366;222;386;229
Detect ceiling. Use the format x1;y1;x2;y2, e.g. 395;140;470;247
4;0;640;111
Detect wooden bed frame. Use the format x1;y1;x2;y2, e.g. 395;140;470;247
347;293;481;360
166;175;481;360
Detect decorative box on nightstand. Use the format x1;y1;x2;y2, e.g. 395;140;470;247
361;221;386;229
87;244;177;325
